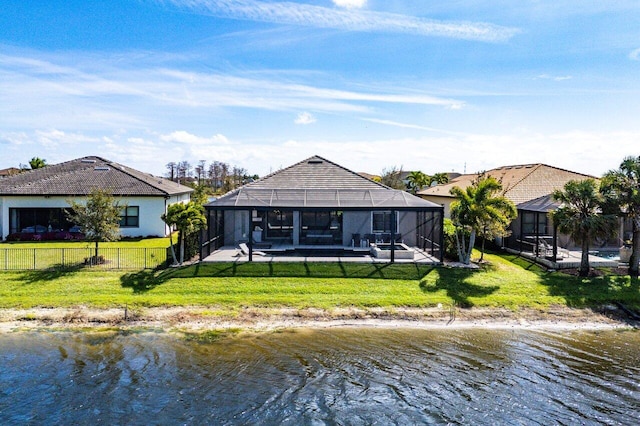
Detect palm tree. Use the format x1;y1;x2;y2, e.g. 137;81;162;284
450;175;517;264
600;156;640;276
406;171;430;194
551;179;618;277
162;202;207;265
431;172;449;185
29;157;47;169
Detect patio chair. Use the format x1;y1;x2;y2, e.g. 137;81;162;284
537;241;554;258
238;243;266;256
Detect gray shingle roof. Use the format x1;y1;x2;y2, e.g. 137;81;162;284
0;156;193;197
208;155;441;210
247;156;389;190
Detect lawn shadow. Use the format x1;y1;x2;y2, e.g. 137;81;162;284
419;266;499;308
15;263;86;285
120;266;181;293
539;270;640;319
171;262;435;280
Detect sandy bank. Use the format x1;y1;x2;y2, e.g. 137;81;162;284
0;305;636;333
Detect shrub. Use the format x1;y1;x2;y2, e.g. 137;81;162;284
84;255;106;265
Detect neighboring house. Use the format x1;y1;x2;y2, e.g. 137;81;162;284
0;167;22;179
418;163;606;261
418;163;594;219
202;155;444;261
0;156;193;240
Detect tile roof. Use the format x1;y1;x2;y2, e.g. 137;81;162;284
0;156;193;197
247;155;389;190
208;155;441;210
417;163;594;205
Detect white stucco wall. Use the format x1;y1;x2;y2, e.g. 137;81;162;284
1;194;190;240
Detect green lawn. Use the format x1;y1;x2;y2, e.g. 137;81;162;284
0;237;171;248
0;252;638;312
0;237;171;270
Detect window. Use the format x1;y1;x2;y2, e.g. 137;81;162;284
9;208;74;234
120;206;139;227
266;210;293;239
301;211;342;244
372;211;398;233
522;212;546;235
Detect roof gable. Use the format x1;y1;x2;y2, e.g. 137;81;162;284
247;155;388;190
208;155;441;210
0;156;193;197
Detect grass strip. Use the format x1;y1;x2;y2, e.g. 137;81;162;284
0;252;637;311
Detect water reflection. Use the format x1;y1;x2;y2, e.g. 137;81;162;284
0;329;638;424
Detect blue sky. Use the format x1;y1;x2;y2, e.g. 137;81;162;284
1;0;639;177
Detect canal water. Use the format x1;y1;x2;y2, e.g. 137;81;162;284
0;328;638;425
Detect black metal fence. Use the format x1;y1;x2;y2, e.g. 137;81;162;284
0;247;168;270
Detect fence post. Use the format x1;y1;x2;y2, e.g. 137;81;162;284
144;248;147;269
33;248;36;270
118;248;120;269
62;248;65;267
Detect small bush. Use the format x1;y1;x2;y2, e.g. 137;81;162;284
84;255;106;266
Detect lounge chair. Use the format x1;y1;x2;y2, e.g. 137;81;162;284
238;243;266;256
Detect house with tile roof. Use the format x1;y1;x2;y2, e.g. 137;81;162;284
0;167;22;179
202;155;444;262
417;163;594;218
0;156;193;240
418;163;611;264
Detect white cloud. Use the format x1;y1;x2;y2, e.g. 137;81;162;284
333;0;366;9
0;132;29;146
163;0;519;42
159;131;230;145
2;127;637;181
0;52;463;134
295;112;317;124
535;74;573;81
34;129;100;147
361;118;469;136
629;48;640;61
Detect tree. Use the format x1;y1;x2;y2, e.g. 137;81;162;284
551;179;618;277
208;161;223;192
67;189;123;264
600;155;640;276
431;172;449;185
162;202;206;265
29;157;47;169
191;183;212;206
380;166;405;190
165;162;177;181
195;160;207;185
177;161;192;183
406;171;430;194
450;175;517;264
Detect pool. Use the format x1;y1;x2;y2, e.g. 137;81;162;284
370;243;415;259
590;250;620;261
268;249;368;258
